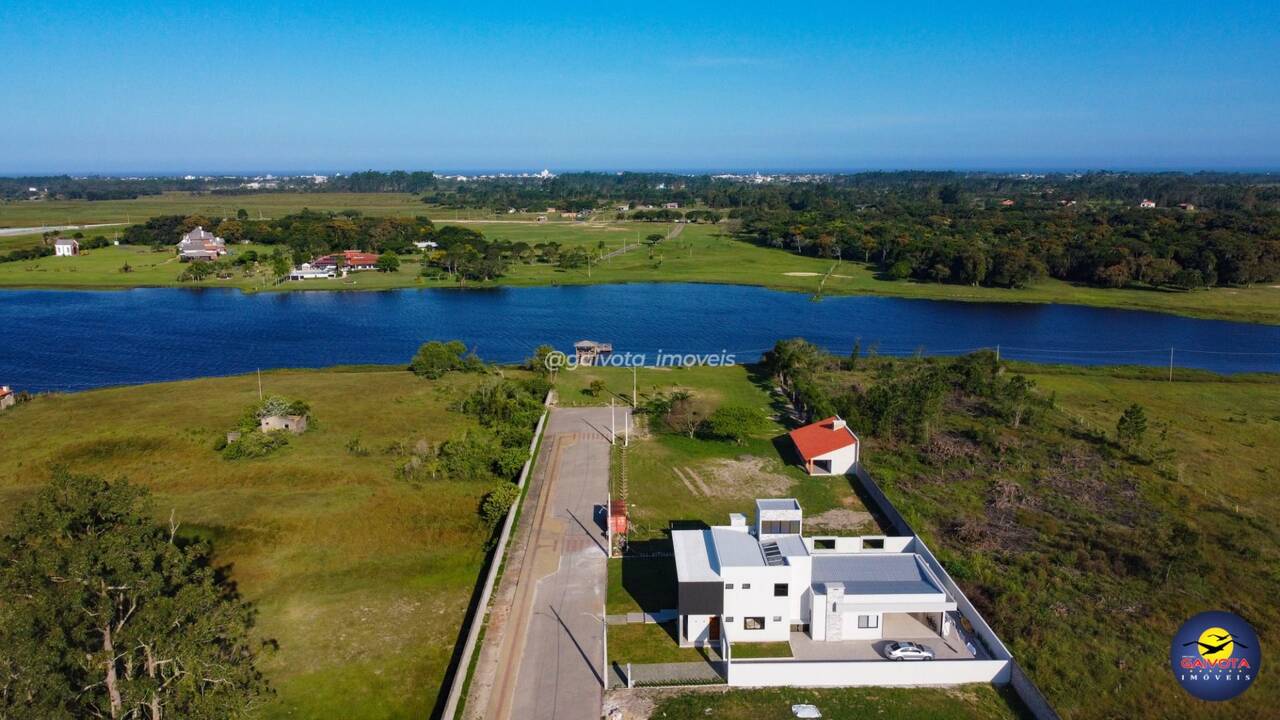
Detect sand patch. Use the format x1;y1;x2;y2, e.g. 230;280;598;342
783;271;821;277
700;455;793;497
806;507;876;532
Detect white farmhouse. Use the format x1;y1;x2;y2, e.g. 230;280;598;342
789;416;860;475
672;499;958;651
53;237;80;256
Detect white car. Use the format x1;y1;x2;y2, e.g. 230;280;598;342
884;641;935;661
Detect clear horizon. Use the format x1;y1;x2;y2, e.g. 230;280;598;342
3;1;1278;173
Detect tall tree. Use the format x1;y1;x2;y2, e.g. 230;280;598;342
0;471;268;719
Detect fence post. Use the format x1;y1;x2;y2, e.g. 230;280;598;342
627;663;632;689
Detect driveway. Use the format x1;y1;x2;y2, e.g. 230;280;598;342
465;406;623;720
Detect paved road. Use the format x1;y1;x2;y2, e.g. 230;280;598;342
466;406;622;720
0;222;127;237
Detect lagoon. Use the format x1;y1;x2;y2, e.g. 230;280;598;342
3;284;1278;392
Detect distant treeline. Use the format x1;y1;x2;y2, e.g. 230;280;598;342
737;202;1280;290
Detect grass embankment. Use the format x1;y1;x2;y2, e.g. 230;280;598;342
644;685;1024;719
0;366;506;719
3;194;1278;323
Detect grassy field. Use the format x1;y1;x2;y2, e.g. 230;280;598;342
2;194;1279;323
0;366;511;719
642;685;1024;719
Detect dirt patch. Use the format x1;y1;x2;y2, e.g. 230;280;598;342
606;686;737;720
783;271;822;277
699;455;793;497
806;507;876;531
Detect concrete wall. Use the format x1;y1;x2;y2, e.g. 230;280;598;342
440;398;551;720
728;658;1011;687
804;535;913;554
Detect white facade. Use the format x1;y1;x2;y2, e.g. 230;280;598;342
672;499;955;649
54;239;79;256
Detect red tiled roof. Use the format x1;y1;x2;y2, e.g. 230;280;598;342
788;416;857;460
316;250;381;266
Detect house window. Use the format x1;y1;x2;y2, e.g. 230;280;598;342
725;617;735;623
774;583;788;597
742;583;751;590
773;616;782;622
832;602;839;612
857;615;879;629
760;520;801;534
813;538;836;550
862;538;885;550
744;617;765;630
724;583;734;590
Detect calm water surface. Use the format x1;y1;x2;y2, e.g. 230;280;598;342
2;284;1278;392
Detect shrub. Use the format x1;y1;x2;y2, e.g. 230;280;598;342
479;481;521;529
409;340;481;379
699;405;766;444
221;430;289;460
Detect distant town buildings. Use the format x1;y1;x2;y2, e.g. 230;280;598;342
177;226;227;261
664;202;680;209
53;237;80;256
1139;199;1157;209
999;199;1015;207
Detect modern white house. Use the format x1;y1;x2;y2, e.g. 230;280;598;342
288;263;337;280
53;237;80;256
672;499;958;650
789;416;860;476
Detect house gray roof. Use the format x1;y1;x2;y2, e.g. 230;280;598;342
811;554;945;597
53;237;77;246
710;528;765;567
756;498;801;511
773;535;808;557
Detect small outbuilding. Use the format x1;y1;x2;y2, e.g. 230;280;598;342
53;237;80;256
789;416;860;476
260;414;308;434
574;340;613;366
0;385;15;410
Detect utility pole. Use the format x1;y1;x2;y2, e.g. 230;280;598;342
624;408;630;447
632;366;638;407
995;344;1000;363
257;368;263;400
610;398;616;445
1169;347;1174;382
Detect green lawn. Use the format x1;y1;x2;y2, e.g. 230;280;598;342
0;366;509;719
646;685;1026;720
2;196;1278;323
728;642;792;659
607;556;676;616
608;622;710;665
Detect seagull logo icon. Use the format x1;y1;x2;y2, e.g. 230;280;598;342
1184;627;1249;660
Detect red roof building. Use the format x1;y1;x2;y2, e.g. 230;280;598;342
788;416;860;476
314;250;381;270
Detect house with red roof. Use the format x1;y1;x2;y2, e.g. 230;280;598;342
314;250;381;272
0;385;16;411
788;416;860;476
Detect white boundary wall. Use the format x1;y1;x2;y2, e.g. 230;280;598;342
728;658;1010;687
440;395;551;720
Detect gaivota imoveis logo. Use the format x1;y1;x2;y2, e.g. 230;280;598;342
1170;610;1261;701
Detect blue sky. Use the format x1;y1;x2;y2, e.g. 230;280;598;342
2;1;1278;173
